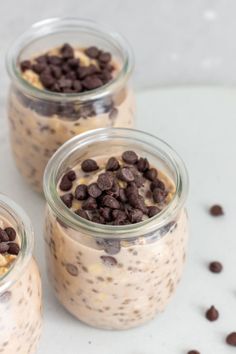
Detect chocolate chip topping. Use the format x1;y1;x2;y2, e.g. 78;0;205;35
0;230;9;243
59;151;170;226
8;243;20;256
122;151;138;164
0;225;20;258
187;351;200;354
4;227;16;241
226;332;236;346
81;159;99;172
20;43;115;94
209;204;224;216
0;243;9;254
205;305;219;321
209;261;223;273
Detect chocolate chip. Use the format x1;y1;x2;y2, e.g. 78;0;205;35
0;243;9;253
107;164;118;178
100;255;117;266
48;55;63;66
20;60;31;72
82;76;103;90
97;173;114;191
134;175;145;188
40;72;55;89
102;195;120;209
67;58;80;69
66;263;78;276
4;227;16;241
59;175;73;191
128;209;143;223
103;240;121;254
150;179;166;191
66;170;76;181
99;52;111;63
99;207;112;221
32;63;46;74
72;80;82;92
205;305;219;321
187;351;200;354
144;168;158;181
106;180;120;198
226;332;236;346
7;243;20;255
82;197;97;210
119;188;127;203
75;209;90;220
0;230;9;242
60;43;74;59
74;184;88;200
137;157;149;172
148;206;160;218
122;151;138;164
128;194;147;213
153;188;167;203
112;210;127;225
125;183;139;198
117;167;134;182
81;159;99;172
209;261;223;273
87;183;102;198
61;193;73;208
51;65;62;79
58;77;73;90
209;204;224;216
85;46;100;59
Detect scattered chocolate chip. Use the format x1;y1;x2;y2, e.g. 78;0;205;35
60;43;74;59
117;167;134;182
66;263;78;276
99;207;112;222
226;332;236;346
0;243;9;253
209;204;224;216
187;351;200;354
128;194;147;213
87;183;102;198
100;255;117;266
150;179;166;191
128;209;143;223
0;230;9;242
75;209;90;220
205;305;219;321
106;157;120;171
20;60;31;72
82;76;103;90
85;46;100;59
97;172;114;191
134;175;145;188
81;159;99;172
99;52;111;63
4;227;16;241
209;261;223;273
61;193;73;208
32;63;46;74
82;197;97;210
59;174;73;191
137;157;149;172
7;243;20;255
144;168;158;181
122;151;138;164
75;184;88;200
40;72;55;89
106;180;120;198
103;240;121;255
148;206;160;218
153;188;167;203
112;210;127;225
102;195;120;209
66;170;76;181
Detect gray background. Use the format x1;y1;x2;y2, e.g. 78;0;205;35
1;0;235;90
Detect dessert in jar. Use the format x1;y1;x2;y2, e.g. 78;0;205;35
0;194;42;353
43;128;189;330
6;18;135;192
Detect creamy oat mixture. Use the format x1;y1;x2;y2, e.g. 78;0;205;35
8;44;134;192
44;151;188;329
0;218;42;354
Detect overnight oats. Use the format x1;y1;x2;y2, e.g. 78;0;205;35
0;194;42;353
6;18;134;192
43;128;189;330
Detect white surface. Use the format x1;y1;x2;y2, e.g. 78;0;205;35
2;0;236;89
1;87;236;353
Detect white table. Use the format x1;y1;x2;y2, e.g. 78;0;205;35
1;87;236;353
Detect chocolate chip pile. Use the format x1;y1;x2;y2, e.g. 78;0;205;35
59;150;169;225
20;43;114;93
0;226;20;256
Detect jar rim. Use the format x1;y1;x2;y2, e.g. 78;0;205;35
0;194;34;292
43;128;189;239
6;17;134;102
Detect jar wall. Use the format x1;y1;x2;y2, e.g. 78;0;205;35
44;205;188;330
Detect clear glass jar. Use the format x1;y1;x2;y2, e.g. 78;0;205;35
0;194;42;353
43;128;189;330
6;18;135;192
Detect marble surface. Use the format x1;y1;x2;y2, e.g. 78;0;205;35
1;87;236;353
2;0;236;91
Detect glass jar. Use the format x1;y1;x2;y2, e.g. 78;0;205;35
43;128;189;330
0;194;42;353
6;18;135;192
